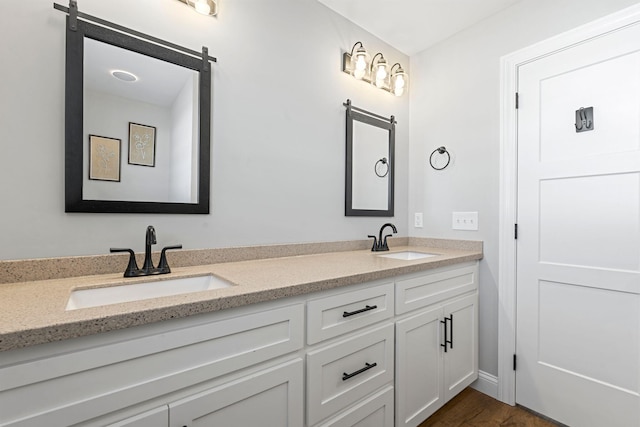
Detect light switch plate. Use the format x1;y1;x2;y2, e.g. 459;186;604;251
414;212;423;228
452;211;478;230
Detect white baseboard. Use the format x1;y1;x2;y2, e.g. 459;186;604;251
471;370;499;400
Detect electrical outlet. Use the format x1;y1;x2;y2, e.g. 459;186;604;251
452;211;478;230
414;212;423;228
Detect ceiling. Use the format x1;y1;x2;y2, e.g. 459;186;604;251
317;0;522;56
84;38;196;107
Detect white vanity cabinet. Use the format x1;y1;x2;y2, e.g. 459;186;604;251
0;260;479;427
394;264;478;427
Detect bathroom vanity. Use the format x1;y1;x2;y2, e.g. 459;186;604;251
0;241;481;427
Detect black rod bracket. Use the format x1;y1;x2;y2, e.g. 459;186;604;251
68;0;78;31
202;46;210;72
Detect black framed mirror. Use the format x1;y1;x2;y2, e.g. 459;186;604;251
344;100;395;217
63;6;212;213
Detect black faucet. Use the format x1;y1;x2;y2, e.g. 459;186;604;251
110;226;182;277
368;223;398;251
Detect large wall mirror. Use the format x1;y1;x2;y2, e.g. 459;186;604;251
63;3;213;213
344;100;395;217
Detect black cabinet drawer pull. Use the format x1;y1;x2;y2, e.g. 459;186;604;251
342;362;377;381
343;305;377;318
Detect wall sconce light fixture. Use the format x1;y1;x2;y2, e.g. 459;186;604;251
342;42;408;96
177;0;218;16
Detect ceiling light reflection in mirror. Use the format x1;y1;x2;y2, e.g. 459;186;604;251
111;70;138;82
83;38;200;204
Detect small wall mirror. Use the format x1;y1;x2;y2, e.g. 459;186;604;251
344;100;395;216
63;6;212;213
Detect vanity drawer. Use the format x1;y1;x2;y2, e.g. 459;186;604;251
306;323;394;426
395;263;478;314
307;282;394;344
315;386;394;427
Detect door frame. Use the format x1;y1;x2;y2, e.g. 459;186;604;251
497;3;640;405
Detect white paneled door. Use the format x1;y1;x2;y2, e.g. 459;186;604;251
516;22;640;427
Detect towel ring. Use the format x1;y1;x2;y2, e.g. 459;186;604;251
429;146;450;170
375;157;389;177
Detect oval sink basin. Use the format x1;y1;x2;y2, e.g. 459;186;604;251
377;251;437;260
66;274;233;310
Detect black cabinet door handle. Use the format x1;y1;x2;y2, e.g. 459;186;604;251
342;362;377;381
448;314;454;350
343;305;377;318
441;315;453;352
440;318;448;353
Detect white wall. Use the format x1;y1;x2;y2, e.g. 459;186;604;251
408;0;640;378
0;0;409;260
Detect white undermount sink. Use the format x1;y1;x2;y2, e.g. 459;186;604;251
377;251;438;260
65;274;233;310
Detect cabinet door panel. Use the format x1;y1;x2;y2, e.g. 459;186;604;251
443;293;478;401
395;306;444;427
169;358;303;427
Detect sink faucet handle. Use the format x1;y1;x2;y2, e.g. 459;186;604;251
157;244;183;274
367;235;378;252
110;248;140;278
382;234;393;250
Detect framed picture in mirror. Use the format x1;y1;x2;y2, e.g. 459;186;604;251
128;122;156;167
88;135;121;182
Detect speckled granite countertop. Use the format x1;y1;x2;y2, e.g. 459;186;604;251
0;239;482;352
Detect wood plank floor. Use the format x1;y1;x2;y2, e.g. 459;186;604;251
418;388;559;427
